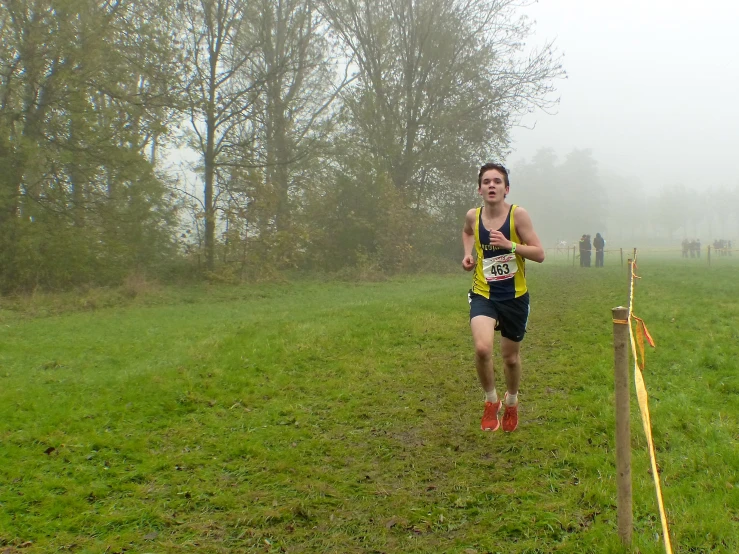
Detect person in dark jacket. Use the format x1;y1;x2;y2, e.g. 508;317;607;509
593;233;605;267
579;234;586;267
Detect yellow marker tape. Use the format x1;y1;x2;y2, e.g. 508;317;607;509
628;252;673;554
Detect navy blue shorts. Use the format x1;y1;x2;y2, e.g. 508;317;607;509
468;291;530;342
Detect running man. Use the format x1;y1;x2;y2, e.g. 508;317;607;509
462;163;545;432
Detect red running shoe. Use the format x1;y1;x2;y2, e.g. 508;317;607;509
502;393;518;432
481;400;501;431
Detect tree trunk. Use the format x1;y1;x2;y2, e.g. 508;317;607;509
204;112;216;270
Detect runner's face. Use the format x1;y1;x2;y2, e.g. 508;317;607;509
478;169;508;202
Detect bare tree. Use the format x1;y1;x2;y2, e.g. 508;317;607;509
179;0;266;270
320;0;564;203
246;0;350;233
180;0;350;271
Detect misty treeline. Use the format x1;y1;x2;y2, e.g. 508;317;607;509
512;148;739;246
0;0;564;293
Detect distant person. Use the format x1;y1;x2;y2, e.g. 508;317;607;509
579;234;586;267
593;232;605;267
462;162;545;433
584;234;592;267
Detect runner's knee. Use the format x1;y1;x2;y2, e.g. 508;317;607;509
474;341;492;360
502;350;520;366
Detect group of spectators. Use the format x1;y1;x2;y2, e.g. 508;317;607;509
579;233;605;267
681;239;702;258
574;235;735;264
712;239;733;256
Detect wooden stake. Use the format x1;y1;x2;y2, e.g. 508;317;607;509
612;305;633;545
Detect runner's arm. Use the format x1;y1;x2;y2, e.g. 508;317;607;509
462;209;476;270
462;209;476;256
512;207;545;263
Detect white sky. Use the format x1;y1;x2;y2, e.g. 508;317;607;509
509;0;739;191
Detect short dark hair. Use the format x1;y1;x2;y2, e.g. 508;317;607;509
478;163;510;188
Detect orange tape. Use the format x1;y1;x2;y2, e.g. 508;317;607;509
634;316;655;347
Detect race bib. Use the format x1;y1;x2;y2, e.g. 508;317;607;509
483;253;518;282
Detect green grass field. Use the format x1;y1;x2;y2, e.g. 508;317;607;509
1;254;738;553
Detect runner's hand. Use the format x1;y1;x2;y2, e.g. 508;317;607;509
462;255;475;271
489;230;512;250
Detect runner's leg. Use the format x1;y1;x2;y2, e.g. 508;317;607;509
470;316;497;392
500;336;522;396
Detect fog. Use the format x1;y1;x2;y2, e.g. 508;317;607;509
510;0;739;194
4;0;738;292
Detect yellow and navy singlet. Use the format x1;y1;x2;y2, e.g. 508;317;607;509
472;205;527;301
